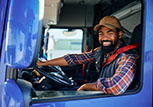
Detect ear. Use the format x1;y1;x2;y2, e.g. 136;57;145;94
118;31;122;39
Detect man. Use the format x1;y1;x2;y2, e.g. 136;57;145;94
37;16;139;95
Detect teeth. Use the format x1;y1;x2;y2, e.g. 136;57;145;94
103;42;111;46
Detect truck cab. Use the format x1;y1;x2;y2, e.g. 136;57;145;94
0;0;152;107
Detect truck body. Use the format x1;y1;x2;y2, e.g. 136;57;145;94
0;0;152;107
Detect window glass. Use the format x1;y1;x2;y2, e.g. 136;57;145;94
45;28;83;60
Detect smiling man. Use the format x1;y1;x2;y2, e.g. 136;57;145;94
37;16;139;95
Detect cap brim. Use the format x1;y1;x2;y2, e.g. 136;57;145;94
94;24;117;31
94;24;102;31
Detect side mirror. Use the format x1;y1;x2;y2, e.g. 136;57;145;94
5;0;44;69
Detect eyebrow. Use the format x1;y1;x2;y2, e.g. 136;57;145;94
107;29;115;33
99;29;115;33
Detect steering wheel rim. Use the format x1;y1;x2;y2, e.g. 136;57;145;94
34;66;76;88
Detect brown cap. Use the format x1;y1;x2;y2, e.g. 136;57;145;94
94;16;121;31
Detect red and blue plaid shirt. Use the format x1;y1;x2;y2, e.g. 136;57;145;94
64;44;138;95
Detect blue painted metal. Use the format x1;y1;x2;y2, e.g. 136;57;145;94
2;79;24;107
0;0;152;107
0;0;8;54
0;0;41;106
5;0;40;69
0;0;9;106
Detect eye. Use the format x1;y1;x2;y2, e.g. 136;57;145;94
98;31;103;36
107;30;115;36
108;32;114;35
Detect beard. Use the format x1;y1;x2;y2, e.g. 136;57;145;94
100;37;119;54
97;36;119;70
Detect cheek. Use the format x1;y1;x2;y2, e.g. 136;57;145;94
111;36;118;43
98;36;102;43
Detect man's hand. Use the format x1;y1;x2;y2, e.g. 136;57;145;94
77;83;101;91
36;59;44;66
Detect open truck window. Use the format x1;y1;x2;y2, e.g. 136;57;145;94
42;28;83;60
4;0;144;106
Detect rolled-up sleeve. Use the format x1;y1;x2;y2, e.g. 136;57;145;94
96;54;138;95
64;50;97;66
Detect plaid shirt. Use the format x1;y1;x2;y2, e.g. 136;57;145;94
64;43;138;95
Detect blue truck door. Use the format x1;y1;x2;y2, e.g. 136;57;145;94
0;0;44;106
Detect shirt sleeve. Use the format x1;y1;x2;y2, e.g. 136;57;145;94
96;54;138;95
64;49;97;66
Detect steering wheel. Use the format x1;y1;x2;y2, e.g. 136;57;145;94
34;66;76;89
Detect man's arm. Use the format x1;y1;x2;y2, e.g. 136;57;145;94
77;54;138;95
37;56;69;66
37;49;97;67
95;54;138;95
77;83;101;91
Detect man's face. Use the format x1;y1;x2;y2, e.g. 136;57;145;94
98;26;121;53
